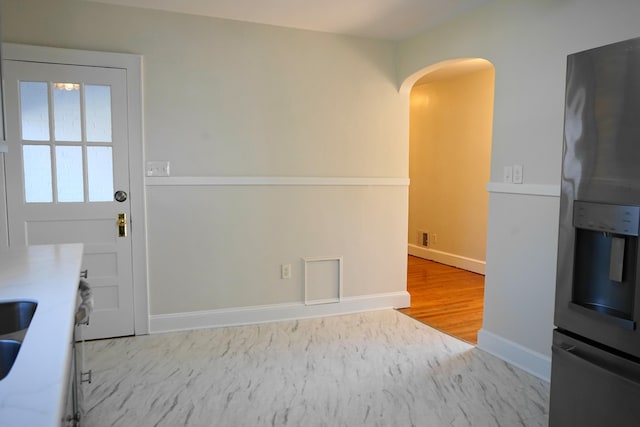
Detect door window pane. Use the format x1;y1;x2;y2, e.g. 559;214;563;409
20;82;50;141
85;85;112;142
87;146;113;202
23;145;53;203
20;79;118;205
53;83;81;141
55;146;84;202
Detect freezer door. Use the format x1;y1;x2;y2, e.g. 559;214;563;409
549;331;640;426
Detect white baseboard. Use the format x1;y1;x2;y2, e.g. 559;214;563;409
477;328;551;382
149;291;411;334
408;244;486;274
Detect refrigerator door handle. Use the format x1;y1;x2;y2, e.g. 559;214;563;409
550;330;640;427
558;342;576;352
552;343;640;388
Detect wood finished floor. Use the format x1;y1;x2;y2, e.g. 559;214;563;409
399;255;485;344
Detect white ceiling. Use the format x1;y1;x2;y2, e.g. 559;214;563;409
83;0;493;41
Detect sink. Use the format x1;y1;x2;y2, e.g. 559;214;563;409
0;301;37;336
0;340;21;380
0;302;37;381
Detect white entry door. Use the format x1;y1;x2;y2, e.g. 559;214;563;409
3;59;134;340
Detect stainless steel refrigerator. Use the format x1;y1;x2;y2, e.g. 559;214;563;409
550;36;640;426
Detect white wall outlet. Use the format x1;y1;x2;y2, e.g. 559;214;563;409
503;166;513;183
281;263;292;279
146;161;171;177
513;164;523;184
432;233;438;245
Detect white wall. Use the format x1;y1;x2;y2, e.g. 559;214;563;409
398;0;640;380
1;0;410;325
408;67;493;272
146;184;408;314
8;0;640;381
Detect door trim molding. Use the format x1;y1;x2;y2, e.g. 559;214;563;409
3;43;150;335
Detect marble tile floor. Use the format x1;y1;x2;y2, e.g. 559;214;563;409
82;310;549;427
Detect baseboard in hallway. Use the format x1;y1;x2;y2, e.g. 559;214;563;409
408;243;486;274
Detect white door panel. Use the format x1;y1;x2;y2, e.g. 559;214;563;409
3;60;134;340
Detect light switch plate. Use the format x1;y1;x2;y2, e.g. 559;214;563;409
503;166;513;183
513;164;523;184
146;161;170;177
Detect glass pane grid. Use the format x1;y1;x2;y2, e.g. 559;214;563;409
55;145;85;202
20;81;50;141
87;146;114;201
53;82;82;142
19;80;115;204
23;145;53;203
85;85;113;143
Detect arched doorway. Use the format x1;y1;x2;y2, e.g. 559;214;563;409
399;58;495;344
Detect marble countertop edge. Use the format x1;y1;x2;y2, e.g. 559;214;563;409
0;244;84;427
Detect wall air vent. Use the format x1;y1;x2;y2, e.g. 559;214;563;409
420;230;429;247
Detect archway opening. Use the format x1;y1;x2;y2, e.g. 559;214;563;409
399;58;495;344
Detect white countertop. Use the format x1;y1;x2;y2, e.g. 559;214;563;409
0;244;84;427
